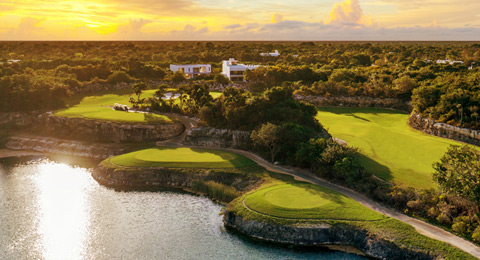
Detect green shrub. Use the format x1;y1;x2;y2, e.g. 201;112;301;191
472;226;480;242
106;71;134;84
436;213;451;224
452;216;471;234
191;180;240;202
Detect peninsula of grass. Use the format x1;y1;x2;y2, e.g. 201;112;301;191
244;183;386;221
54;90;173;124
55;90;223;124
95;146;475;259
227;181;475;260
110;147;256;168
316;107;462;189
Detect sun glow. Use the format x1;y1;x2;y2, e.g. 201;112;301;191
35;161;91;260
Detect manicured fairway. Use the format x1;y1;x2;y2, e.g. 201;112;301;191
244;183;386;221
316;107;463;189
55;90;172;123
110;147;256;168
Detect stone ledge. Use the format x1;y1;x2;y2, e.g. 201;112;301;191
223;211;435;260
408;113;480;146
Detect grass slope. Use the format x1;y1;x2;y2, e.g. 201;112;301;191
316;107;462;189
110;147;256;168
55;90;173;123
56;90;222;123
244;183;386;221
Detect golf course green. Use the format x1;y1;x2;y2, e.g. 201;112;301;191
55;90;223;123
110;147;256;168
55;90;173;123
244;183;386;221
316;107;462;189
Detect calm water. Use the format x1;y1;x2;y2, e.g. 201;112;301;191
0;157;366;260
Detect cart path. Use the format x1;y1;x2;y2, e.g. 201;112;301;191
156;116;480;259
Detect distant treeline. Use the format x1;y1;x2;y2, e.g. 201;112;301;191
1;41;479;129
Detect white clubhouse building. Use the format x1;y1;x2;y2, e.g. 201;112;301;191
221;58;261;82
169;64;211;79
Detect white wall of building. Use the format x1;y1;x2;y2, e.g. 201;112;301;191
221;58;261;81
169;64;211;78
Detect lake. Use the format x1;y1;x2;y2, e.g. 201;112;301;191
0;157;366;260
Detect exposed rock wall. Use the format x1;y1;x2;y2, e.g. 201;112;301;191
6;136;127;159
92;162;259;191
296;95;411;112
34;113;185;143
1;112;184;143
409;113;480;146
182;127;253;149
223;212;435;260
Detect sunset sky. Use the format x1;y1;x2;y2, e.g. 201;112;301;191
1;0;480;40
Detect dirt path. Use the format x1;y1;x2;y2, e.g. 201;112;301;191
156;117;480;258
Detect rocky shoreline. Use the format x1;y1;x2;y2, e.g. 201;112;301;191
5;136;128;159
1;112;185;143
223;212;434;260
409;113;480;146
93;159;444;260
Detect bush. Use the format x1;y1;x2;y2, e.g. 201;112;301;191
472;227;480;242
452;216;470;234
106;71;134;84
191;180;240;202
436;213;451;225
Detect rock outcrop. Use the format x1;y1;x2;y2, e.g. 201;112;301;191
409;113;480;146
182;127;253;149
296;95;411;112
6;136;127;159
223;212;435;260
92;161;260;192
1;112;184;143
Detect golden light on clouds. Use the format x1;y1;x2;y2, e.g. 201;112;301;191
0;0;479;40
327;0;373;26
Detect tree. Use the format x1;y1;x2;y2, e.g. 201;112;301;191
155;84;169;99
433;145;480;203
214;74;230;85
170;71;187;83
393;76;417;100
251;123;280;162
131;82;148;107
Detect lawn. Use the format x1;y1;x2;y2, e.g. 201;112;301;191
316;107;462;189
244;183;386;221
55;90;173;123
110;147;256;168
55;90;222;123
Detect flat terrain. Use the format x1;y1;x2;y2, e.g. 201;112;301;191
55;90;172;123
316;107;461;189
110;147;256;168
244;183;386;221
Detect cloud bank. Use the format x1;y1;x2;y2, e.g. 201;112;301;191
0;0;479;40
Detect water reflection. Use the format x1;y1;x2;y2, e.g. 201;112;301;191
0;158;366;260
35;162;90;260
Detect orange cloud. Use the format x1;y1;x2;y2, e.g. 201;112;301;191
327;0;374;26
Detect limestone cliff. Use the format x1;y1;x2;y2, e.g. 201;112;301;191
223;212;435;260
1;112;184;143
6;136;127;159
182;127;253;149
409;113;480;146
